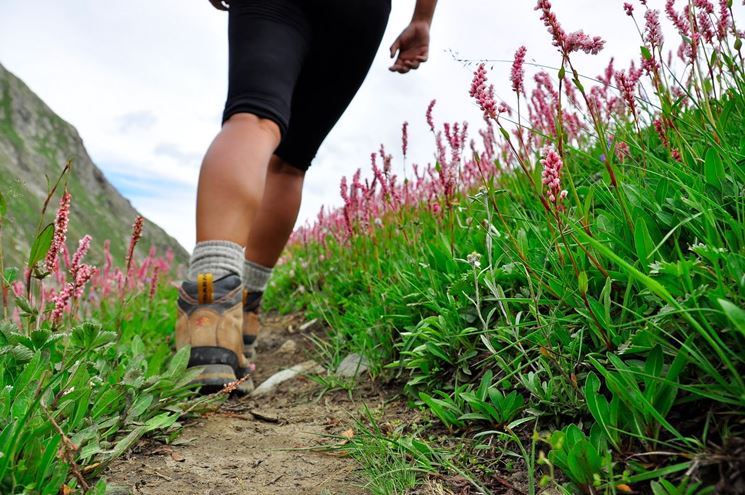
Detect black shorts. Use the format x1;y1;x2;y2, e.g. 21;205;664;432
223;0;391;171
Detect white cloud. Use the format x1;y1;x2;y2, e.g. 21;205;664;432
1;0;742;253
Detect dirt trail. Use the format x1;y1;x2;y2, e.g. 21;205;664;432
106;314;384;495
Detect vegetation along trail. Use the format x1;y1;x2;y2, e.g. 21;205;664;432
105;313;392;495
2;0;745;493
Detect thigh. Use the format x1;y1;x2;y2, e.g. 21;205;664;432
223;0;313;135
275;0;391;170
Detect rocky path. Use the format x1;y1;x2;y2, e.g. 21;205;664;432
105;314;383;495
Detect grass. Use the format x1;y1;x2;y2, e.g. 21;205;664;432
0;168;215;493
265;1;745;493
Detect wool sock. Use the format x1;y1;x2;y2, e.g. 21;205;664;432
188;240;244;280
243;259;273;294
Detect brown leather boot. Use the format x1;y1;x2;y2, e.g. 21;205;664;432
175;273;253;394
242;289;263;362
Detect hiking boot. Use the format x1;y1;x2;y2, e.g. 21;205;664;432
242;289;262;361
175;273;253;394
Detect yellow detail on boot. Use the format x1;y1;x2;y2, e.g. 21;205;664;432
197;273;214;304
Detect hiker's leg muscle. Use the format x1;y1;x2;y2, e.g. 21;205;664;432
245;156;305;268
195;113;281;245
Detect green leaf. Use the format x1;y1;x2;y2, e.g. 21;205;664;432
127;394;154;421
27;223;55;269
108;425;147;459
704;148;725;188
718;299;745;338
641;45;652;60
167;346;191;377
2;267;18;284
584;372;620;450
578;271;588;294
144;412;178;432
634;218;655;268
92;388;124;420
15;297;34;314
0;191;6;219
38;436;63;484
567;439;600;485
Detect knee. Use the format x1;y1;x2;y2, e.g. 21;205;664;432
224;113;281;143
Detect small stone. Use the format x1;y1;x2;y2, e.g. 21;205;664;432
276;339;297;354
299;319;318;332
251;360;324;397
335;353;370;377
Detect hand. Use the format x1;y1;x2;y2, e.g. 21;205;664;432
210;0;229;11
389;21;431;74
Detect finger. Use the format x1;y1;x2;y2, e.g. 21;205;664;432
210;0;228;10
389;39;400;58
390;60;411;74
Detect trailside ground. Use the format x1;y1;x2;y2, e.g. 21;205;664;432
104;313;386;495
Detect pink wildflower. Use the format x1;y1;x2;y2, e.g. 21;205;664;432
654;119;670;148
73;264;94;298
694;0;715;13
125;216;144;273
149;266;160;302
70;234;92;278
665;0;690;36
470;64;497;120
717;0;730;39
426;100;436;133
535;0;605;55
564;31;606;54
540;147;568;205
401;121;409;158
45;190;71;272
615;66;643;116
511;46;528;95
469;64;487;98
624;3;634;16
50;283;74;325
696;8;716;43
615;141;630;162
340;175;349;204
11;281;24;298
644;10;664;47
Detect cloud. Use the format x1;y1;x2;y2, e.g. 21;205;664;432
2;0;741;253
154;142;202;164
116;111;157;133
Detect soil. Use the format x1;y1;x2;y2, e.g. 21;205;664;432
105;313;390;495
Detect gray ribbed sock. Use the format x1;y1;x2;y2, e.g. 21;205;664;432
188;240;244;280
244;259;273;292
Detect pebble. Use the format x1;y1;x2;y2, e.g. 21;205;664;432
335;353;370;378
276;339;297;355
251;360;323;397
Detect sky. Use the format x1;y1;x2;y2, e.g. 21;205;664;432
1;1;742;253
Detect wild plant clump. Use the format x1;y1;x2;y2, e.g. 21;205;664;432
0;165;207;494
268;0;745;492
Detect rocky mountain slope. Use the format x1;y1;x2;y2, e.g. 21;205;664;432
0;62;187;270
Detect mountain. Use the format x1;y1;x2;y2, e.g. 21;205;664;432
0;62;187;271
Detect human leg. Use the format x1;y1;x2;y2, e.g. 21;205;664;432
245;156;305;268
195;114;281;246
178;0;312;392
238;0;391;362
240;156;305;359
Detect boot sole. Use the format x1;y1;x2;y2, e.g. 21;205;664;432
191;364;238;394
189;346;251;395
